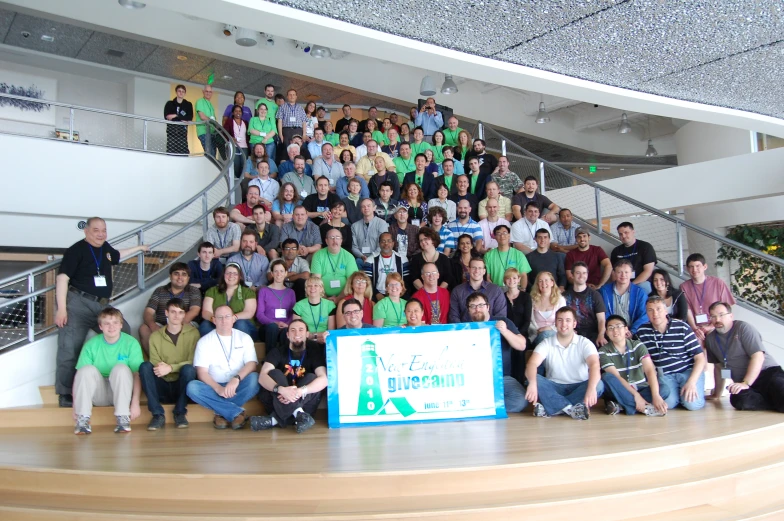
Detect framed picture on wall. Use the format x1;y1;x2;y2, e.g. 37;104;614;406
0;71;57;126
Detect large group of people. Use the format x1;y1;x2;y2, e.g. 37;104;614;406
57;86;784;435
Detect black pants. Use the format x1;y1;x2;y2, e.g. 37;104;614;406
730;366;784;412
138;362;196;416
281;127;300;147
259;370;320;426
55;291;131;396
166;125;189;154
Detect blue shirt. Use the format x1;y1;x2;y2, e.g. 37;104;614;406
438;161;464;176
414;109;444;136
226;253;270;288
336;176;370;199
446;218;484;246
307;140;326;159
276;102;307;128
278;161;312;178
636;318;702;375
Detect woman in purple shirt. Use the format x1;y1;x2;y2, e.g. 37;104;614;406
221;91;253;125
256;259;296;350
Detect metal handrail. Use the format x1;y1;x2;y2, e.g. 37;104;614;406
478;122;784;270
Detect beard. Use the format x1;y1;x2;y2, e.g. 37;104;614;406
290;340;306;352
242;247;254;256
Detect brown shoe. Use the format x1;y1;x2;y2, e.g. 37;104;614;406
213;415;229;429
231;412;247;430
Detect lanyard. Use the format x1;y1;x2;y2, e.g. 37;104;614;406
400;158;414;172
526;220;537;242
690;279;708;312
216;229;228;249
497;248;510;268
309;300;324;331
390;299;404;324
89;244;104;275
625;347;632;381
454;220;470;237
293;174;307;193
294;226;306;244
216;331;233;367
715;326;734;366
380;255;395;273
284;202;294;215
423;290;441;321
258;179;274;199
326;251;339;272
362;222;371;246
240;255;253;282
268;287;286;305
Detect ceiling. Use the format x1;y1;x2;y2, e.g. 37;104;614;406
266;0;784;120
0;5;677;165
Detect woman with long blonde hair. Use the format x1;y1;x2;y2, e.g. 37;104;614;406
335;271;374;328
528;271;566;346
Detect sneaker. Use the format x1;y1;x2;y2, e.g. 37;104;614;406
644;404;666;417
294;411;315;434
533;403;549;418
231;413;248;430
114;415;132;433
604;400;622;416
213;415;229;430
567;403;590;421
174;413;189;428
250;415;276;431
147;414;165;431
74;415;91;435
59;394;73;408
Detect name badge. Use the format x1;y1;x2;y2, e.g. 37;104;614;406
289;116;296;123
330;279;341;289
362;246;372;254
260;132;266;138
329;179;335;186
300;190;308;198
721;368;732;380
245;281;253;287
696;313;709;324
94;275;107;287
274;308;286;319
411;219;421;226
630;271;636;279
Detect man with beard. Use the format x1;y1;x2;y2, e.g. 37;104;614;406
227;230;270;290
251;319;327;433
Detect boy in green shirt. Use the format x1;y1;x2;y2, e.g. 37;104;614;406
73;307;143;435
310;229;359;298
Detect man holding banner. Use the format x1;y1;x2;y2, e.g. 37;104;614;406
467;292;528;413
251;319;327;434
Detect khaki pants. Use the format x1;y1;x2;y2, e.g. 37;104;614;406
73;364;133;417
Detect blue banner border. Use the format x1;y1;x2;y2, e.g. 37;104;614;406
326;322;507;428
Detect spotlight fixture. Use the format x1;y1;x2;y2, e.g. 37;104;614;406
118;0;146;8
617;112;632;134
419;76;436;96
293;41;311;53
223;24;236;37
310;45;332;59
440;74;458;95
645;139;658;157
260;33;275;46
535;101;550;124
235;28;258;47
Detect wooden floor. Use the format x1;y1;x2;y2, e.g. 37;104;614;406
1;389;784;520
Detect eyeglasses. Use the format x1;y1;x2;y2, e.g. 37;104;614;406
387;283;402;289
214;314;234;321
354;280;368;285
709;312;731;320
225;272;239;277
606;324;626;331
344;309;363;316
283;246;298;251
467;303;488;310
469;266;485;271
423;271;439;277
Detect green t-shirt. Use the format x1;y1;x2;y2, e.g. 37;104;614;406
249;117;276;145
485;247;532;286
393;156;416;183
255;98;278;124
432;145;445;165
324;133;340;146
373;297;407;327
75;332;144;377
206;285;257;315
599;340;650;387
410;141;432;158
371;130;389;146
194;98;216;137
310;248;359;297
442;127;463;146
293;298;336;333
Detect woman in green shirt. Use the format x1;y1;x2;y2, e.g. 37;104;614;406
372;273;408;328
249;104;277;163
200;263;258;339
293;276;336;344
431;131;446;165
366;119;388;146
456;130;472;162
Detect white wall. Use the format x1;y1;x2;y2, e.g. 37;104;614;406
675;122;753;165
0;133;219;248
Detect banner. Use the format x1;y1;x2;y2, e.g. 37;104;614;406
326;322;506;428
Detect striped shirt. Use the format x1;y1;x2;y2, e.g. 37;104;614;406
599;340;650;387
276;103;307;128
446;218;484;246
636;318;701;375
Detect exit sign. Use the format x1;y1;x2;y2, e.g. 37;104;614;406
589;166;597;173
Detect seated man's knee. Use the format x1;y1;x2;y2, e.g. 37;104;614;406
657;379;671;400
75;364;101;381
595;380;605;397
110;363;132;376
178;363;196;381
138;361;154;375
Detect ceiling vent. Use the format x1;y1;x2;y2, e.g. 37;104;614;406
106;49;125;58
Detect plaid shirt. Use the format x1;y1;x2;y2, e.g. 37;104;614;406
276;103;308;128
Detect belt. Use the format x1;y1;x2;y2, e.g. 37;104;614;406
69;287;110;306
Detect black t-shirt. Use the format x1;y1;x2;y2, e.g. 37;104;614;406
475;152;498;177
264;342;326;385
303;193;340;226
490;315;520;377
449;193;480;221
163;98;194;123
564;287;606;339
610;240;657;280
320;222;353;251
511;192;554;214
59;239;120;298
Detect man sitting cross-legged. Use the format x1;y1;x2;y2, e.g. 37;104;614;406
186;305;260;430
138;298;199;430
251;319;328;434
72;307;143;435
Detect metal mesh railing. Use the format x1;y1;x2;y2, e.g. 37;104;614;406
0;94;237;352
476;122;784;322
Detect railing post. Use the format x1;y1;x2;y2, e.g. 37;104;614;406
595;187;602;236
501;140;506;156
143;121;148;151
228;171;236;206
477;122;484;140
27;273;35;343
137;230;145;291
202;192;209;238
539;161;546;194
676;221;685;276
68;108;74;142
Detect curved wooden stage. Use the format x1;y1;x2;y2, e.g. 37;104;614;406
1;389;784;520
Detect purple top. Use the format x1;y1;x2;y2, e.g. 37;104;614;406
223;104;253;123
256;286;297;325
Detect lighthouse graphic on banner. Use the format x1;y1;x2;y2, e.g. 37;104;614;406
357;340;385;415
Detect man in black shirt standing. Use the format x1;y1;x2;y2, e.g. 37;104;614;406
609;221;657;294
251;319;327;433
163;84;193;154
55;217;150;407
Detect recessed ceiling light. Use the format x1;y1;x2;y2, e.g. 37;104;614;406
118;0;146;8
40;35;54;42
176;55;188;61
222;75;232;80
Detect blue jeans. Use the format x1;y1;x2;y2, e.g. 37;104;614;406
265;141;276;164
260;322;287;351
186;375;260;421
536;374;604;416
138;362;196;415
504;376;528;413
198;133;215;158
199;319;259;341
601;372;671;415
660;369;705;410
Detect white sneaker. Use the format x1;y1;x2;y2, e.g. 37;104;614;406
644;404;666;417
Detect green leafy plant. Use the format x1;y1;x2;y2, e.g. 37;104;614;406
716;223;784;316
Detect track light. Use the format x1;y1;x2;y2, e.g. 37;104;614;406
223;24;236;36
645;139;658;157
235;28;258;47
441;75;458;95
118;0;146;8
293;41;311;54
260;33;275;46
419;76;436;96
535;102;550;124
310;45;332;58
617;113;632;134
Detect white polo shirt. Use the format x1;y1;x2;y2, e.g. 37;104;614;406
511;218;551;250
193;329;258;384
534;333;598;385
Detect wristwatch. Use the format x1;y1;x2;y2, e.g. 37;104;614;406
273;385;279;394
234;375;242;382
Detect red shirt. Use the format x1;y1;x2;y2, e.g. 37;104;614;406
233;203;253;218
412;287;451;325
565;246;608;286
